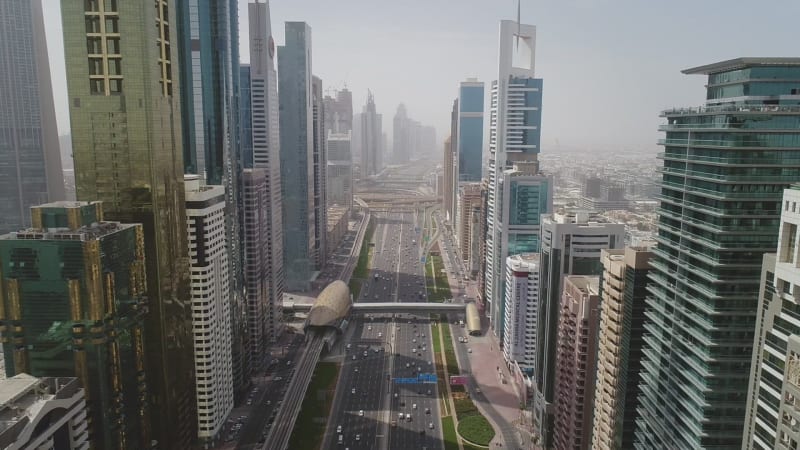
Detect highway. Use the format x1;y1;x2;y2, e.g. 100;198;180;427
323;210;443;450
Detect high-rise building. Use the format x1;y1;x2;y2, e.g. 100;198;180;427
456;182;482;265
0;374;89;449
0;0;65;234
458;79;484;182
534;212;624;447
486;162;552;339
358;92;383;177
485;20;545;340
243;1;284;350
278;22;316;291
743;186;800;449
0;202;149;449
553;275;601;450
592;247;652;450
448;98;459;221
312;76;328;270
636;58;800;449
184;176;233;447
502;253;539;373
327;131;353;209
443;137;455;220
323;88;353;134
60;1;197;446
393;104;411;163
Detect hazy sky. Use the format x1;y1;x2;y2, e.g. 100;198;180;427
43;0;800;153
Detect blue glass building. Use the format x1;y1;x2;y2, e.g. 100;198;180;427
457;80;484;182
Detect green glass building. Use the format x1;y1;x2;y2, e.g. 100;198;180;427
636;58;800;448
60;1;196;448
0;201;149;449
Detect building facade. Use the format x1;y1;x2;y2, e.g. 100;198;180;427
502;253;539;373
553;275;601;450
636;58;800;449
0;0;65;234
456;182;483;270
312;76;328;270
458;79;484;183
592;247;652;450
60;1;197;445
0;374;89;449
358;91;383;177
323;88;353;135
327;131;353;209
534;212;624;447
443;136;455;220
393;104;411;163
743;186;800;449
184;176;233;447
0;202;149;449
278;22;315;291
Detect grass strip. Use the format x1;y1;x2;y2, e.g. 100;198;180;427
287;362;340;450
441;416;460;450
457;415;496;447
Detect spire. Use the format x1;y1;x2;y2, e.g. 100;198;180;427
516;0;521;50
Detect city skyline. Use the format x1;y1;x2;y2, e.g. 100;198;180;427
41;0;800;152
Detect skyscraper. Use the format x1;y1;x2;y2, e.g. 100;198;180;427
312;75;328;270
448;98;459;221
241;0;285;360
184;176;233;447
323;88;353;134
636;58;800;449
60;1;197;446
592;247;652;450
393;104;411;163
442;136;455;221
278;22;316;291
534;212;624;447
502;253;540;373
0;0;65;234
359;91;383;177
0;201;149;449
327;131;353;209
458;79;484;182
484;20;546;340
456;182;482;266
743;186;800;449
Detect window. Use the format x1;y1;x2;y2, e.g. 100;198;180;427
86;37;102;54
84;0;99;12
90;79;105;95
85;16;100;33
109;79;122;94
88;58;103;75
107;38;121;55
105;17;119;33
108;59;121;75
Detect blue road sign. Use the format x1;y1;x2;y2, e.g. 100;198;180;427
392;374;438;385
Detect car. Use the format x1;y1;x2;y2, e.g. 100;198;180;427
394;392;398;398
378;332;383;338
337;425;342;433
274;376;283;381
429;422;435;429
351;388;356;394
399;413;404;420
412;338;416;343
412;403;417;410
354;367;359;373
406;414;412;422
266;400;271;406
367;326;372;331
406;363;410;368
468;348;473;353
363;351;368;357
427;389;431;395
425;407;431;414
358;410;364;416
355;434;361;441
411;348;417;353
352;355;356;360
346;343;351;349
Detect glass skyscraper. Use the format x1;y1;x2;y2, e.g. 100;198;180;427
0;0;65;234
60;1;197;447
457;79;484;182
636;58;800;449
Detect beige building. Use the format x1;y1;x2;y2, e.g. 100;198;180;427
592;247;652;450
456;182;482;272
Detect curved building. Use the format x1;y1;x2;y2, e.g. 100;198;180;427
307;280;352;329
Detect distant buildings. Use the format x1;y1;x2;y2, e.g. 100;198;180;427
743;186;800;449
553;275;601;450
327;131;353;209
591;247;652;450
0;0;65;234
457;79;484;183
0;374;88;449
393;104;412;163
356;92;383;177
636;58;800;448
502;253;539;374
0;202;149;449
323;88;353;134
278;22;316;291
533;212;624;448
60;0;197;445
184;177;233;447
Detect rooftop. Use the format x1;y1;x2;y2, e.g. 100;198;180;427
682;57;800;75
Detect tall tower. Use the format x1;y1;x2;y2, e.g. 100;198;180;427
457;79;484;183
0;0;65;234
60;1;197;447
278;22;315;291
484;20;545;342
393;103;410;163
359;91;383;177
636;58;800;449
312;76;328;270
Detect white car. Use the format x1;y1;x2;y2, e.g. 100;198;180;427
351;388;356;394
337;425;342;433
358;410;364;417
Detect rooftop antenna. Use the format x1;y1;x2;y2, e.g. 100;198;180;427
516;0;521;50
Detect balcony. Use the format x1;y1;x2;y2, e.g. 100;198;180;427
658;152;800;166
661;104;800;116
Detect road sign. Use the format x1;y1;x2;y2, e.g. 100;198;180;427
450;375;469;386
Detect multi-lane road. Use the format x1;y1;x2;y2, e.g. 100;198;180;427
324;210;443;450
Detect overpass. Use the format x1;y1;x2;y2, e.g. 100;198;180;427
284;301;467;316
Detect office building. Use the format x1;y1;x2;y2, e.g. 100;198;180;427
592;247;652;450
486;162;552;340
0;202;149;449
636;58;800;449
534;212;624;447
184;176;233;447
485;20;545;339
0;0;65;234
553;275;601;450
448;98;459;221
60;1;196;446
458;79;484;182
477;179;490;308
456;182;482;265
393;104;411;163
278;22;316;291
502;253;539;373
323;88;353;134
443;136;456;220
312;76;328;270
358;91;383;177
327;131;353;209
743;186;800;449
0;374;88;449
